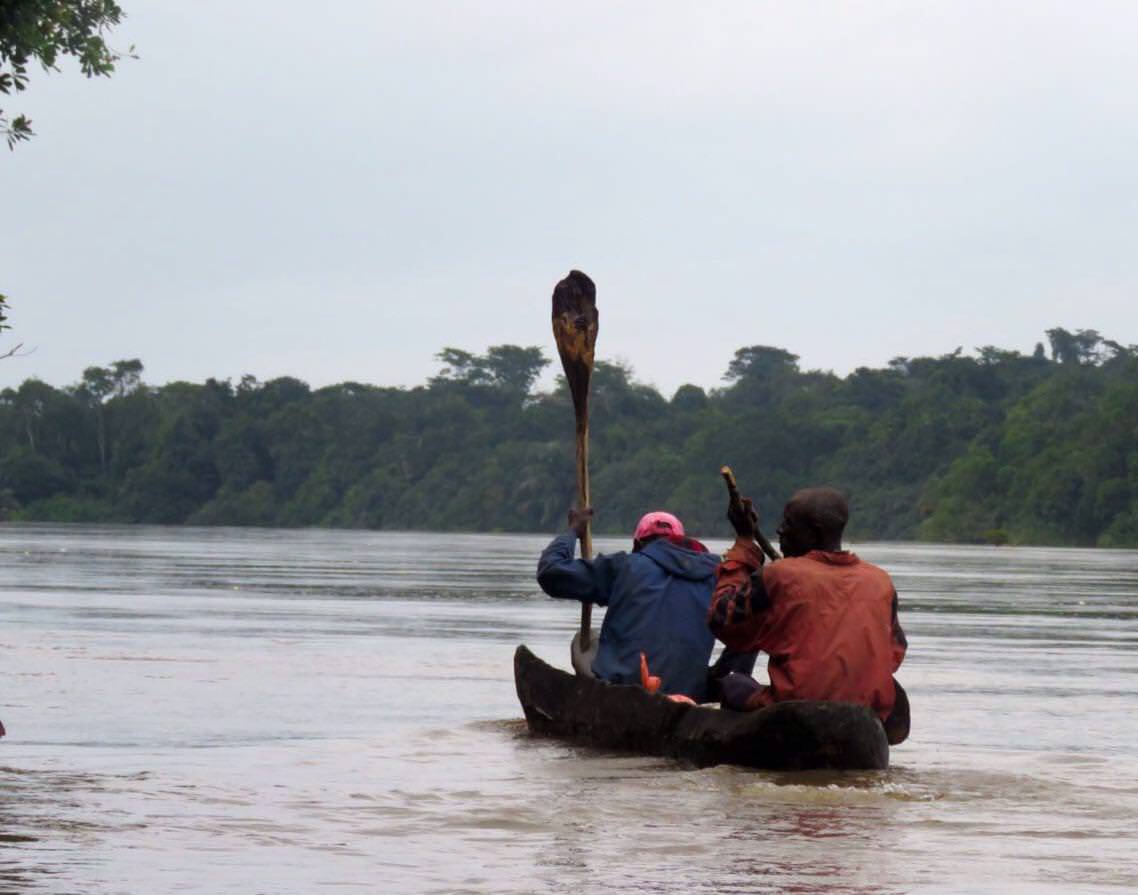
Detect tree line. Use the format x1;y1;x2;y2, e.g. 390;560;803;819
1;327;1136;547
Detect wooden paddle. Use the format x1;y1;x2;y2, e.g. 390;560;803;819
551;270;599;659
720;465;781;561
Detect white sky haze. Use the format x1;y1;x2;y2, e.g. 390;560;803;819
3;1;1137;395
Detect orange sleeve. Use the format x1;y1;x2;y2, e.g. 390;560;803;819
707;539;769;651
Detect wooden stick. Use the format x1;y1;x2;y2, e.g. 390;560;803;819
574;413;593;643
720;465;781;561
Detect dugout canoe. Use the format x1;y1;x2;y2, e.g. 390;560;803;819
514;645;890;771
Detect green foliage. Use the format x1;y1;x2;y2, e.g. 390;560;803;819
919;335;1138;545
1;329;1136;546
431;344;549;398
0;292;20;359
1;0;129;148
0;444;71;502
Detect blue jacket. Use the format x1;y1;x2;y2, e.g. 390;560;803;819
536;531;719;700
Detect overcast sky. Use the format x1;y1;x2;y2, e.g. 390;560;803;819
3;1;1137;396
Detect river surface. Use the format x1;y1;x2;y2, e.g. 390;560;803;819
1;525;1136;894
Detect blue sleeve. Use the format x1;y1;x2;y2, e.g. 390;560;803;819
536;531;627;607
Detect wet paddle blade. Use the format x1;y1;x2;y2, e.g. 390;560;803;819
885;677;911;745
570;627;599;676
551;270;598;422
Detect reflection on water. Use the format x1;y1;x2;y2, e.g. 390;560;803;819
1;524;1137;893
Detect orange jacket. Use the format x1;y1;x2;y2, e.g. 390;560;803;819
708;541;906;720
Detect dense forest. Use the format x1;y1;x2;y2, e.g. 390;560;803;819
1;327;1136;547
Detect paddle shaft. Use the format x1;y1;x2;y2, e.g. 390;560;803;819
575;417;593;646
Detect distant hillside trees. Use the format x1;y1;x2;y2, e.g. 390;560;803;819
1;328;1136;547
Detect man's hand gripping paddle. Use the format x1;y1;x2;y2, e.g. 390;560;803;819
719;466;780;561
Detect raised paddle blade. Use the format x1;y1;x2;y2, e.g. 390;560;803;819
551;270;599;423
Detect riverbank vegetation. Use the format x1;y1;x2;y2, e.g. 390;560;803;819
1;328;1135;546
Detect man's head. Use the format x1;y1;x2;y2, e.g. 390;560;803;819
633;511;684;550
776;487;849;557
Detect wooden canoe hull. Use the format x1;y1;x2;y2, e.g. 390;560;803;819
514;645;889;771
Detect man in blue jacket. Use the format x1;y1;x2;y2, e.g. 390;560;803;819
537;507;752;701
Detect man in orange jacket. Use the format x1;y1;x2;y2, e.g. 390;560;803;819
707;486;907;723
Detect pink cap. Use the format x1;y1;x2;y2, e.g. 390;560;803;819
633;511;685;542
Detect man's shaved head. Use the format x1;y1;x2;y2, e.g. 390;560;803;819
787;487;849;536
778;487;849;555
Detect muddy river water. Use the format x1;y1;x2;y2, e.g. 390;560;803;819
1;525;1136;893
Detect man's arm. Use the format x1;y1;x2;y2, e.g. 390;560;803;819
707;538;770;651
890;590;908;672
536;531;625;607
